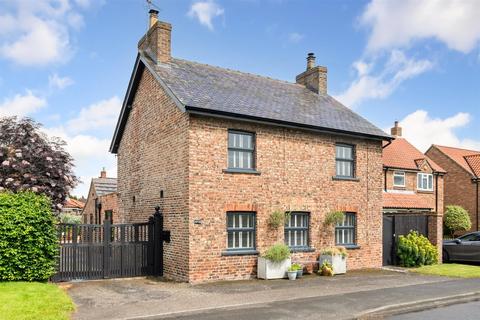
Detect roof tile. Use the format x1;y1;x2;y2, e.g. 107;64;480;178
433;145;480;177
383;192;433;209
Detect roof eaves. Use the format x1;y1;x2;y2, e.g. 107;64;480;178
185;105;392;142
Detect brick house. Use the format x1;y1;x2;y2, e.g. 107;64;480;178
110;11;392;283
61;198;85;216
382;122;445;265
81;169;120;224
426;145;480;232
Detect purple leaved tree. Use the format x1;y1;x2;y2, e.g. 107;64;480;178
0;117;79;210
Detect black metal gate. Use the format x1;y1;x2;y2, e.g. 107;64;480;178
52;207;170;281
383;214;429;266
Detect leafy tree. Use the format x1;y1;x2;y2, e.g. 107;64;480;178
0;117;78;209
444;205;472;238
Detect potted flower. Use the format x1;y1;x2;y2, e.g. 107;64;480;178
257;243;291;279
319;261;334;276
291;263;303;278
319;246;347;275
287;265;298;280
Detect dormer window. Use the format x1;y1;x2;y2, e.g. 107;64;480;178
393;171;405;187
417;173;433;191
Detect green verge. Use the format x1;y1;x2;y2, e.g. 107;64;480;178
412;263;480;278
0;282;75;320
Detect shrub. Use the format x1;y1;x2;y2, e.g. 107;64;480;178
59;213;82;224
320;261;334;276
268;210;285;229
324;211;345;226
397;231;438;267
291;263;303;271
263;243;291;262
320;246;348;258
0;192;58;281
444;205;472;238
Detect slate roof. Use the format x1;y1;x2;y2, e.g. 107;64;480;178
432;145;480;178
383;192;434;210
92;178;117;196
383;138;445;173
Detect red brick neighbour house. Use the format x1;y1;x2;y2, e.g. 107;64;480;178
81;169;120;224
382;122;445;265
426;145;480;232
110;11;392;283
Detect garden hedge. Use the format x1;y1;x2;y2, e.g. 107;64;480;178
0;192;58;281
444;205;471;238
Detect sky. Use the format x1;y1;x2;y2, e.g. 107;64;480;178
1;0;479;197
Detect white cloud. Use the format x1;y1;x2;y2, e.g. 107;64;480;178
392;110;480;152
0;0;90;66
287;32;304;43
336;50;433;108
0;91;46;117
66;96;121;134
49;73;74;90
188;0;224;30
361;0;480;53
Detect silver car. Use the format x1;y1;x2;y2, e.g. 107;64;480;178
443;232;480;263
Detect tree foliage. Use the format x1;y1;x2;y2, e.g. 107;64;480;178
0;192;58;281
444;205;472;238
0;117;78;209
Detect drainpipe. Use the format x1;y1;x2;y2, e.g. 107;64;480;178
435;174;439;213
384;167;388;192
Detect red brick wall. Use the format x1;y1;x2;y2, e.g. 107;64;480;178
187;116;384;283
117;68;190;281
99;193;120;224
426;147;478;232
81;182;96;224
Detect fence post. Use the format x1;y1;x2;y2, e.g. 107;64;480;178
153;206;163;276
103;219;111;278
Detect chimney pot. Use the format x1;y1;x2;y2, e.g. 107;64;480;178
149;9;159;28
391;121;403;137
306;53;316;70
100;168;107;179
296;53;327;95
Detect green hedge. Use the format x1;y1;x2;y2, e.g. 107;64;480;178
0;192;58;281
444;205;471;238
397;231;438;267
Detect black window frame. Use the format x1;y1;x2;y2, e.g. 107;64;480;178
284;211;310;249
227;130;256;171
226;212;256;252
335;143;356;178
335;212;357;246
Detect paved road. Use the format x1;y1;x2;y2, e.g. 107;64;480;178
390;301;480;320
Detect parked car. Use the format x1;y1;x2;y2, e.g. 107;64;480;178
443;232;480;263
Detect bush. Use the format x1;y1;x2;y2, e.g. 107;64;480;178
397;231;438;267
59;213;82;224
0;192;58;281
263;243;291;262
444;205;471;238
320;246;348;258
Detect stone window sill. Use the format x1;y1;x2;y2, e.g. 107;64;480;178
290;247;315;253
417;190;434;194
332;176;360;182
222;169;261;175
343;245;361;250
221;250;259;256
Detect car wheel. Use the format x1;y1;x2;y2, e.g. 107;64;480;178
442;250;450;263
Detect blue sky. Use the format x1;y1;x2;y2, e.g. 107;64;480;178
1;0;479;197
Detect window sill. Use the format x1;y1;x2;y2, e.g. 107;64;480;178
221;250;259;256
332;176;360;182
342;245;361;250
290;247;315;253
417;190;434;194
223;169;261;175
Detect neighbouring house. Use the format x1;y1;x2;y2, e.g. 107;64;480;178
61;198;85;216
110;11;392;283
426;145;480;232
382;122;445;265
81;169;120;224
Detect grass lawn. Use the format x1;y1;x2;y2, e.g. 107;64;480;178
413;263;480;278
0;282;75;320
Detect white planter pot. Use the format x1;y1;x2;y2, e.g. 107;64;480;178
257;257;291;279
319;254;347;275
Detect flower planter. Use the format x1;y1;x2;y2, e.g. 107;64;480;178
257;257;291;279
319;254;346;275
287;271;297;280
296;269;303;278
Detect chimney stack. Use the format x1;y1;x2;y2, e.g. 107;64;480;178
391;121;402;137
138;9;172;64
296;53;327;95
100;168;107;179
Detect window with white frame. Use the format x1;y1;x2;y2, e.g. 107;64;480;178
417;173;433;191
284;212;309;249
335;144;355;178
393;171;406;187
227;212;255;251
335;213;356;246
228;131;255;170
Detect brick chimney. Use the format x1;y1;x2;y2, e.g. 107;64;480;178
138;9;172;64
100;168;107;179
391;121;402;137
296;53;327;95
